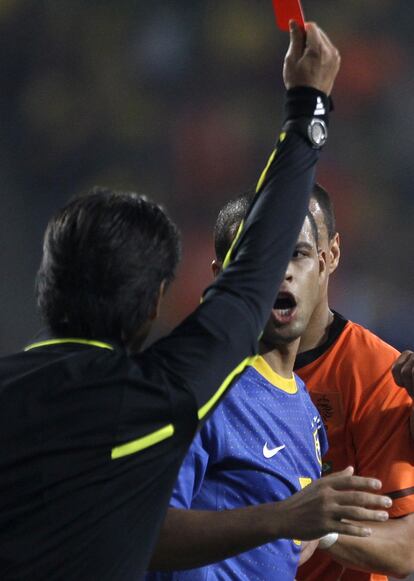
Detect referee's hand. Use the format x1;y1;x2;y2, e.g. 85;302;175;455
274;467;392;541
283;21;341;95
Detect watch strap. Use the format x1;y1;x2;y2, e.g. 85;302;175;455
282;117;328;149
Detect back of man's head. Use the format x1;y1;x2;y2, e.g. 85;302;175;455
214;193;254;263
36;188;181;344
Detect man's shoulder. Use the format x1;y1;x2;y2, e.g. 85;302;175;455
339;319;400;360
297;314;400;395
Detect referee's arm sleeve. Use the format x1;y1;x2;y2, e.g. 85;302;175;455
149;91;329;423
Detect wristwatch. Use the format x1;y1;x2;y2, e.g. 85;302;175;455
283;117;328;149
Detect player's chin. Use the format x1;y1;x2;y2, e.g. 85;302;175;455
268;323;303;345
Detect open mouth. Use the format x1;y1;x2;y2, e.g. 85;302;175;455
273;292;297;323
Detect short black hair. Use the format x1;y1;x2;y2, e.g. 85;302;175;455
311;183;336;240
36;187;181;343
214;192;254;263
214;192;318;262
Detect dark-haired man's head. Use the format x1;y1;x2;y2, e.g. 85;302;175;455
36;188;181;350
213;193;254;266
212;192;326;347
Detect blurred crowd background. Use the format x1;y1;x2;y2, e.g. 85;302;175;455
1;0;414;357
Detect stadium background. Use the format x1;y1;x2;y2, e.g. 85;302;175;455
0;2;413;578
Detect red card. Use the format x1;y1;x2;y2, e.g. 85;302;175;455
272;0;305;31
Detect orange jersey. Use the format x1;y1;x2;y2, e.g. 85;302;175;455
295;312;414;581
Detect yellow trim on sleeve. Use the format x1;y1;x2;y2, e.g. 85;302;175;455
111;424;175;460
255;148;277;193
222;219;245;270
24;338;114;351
113;356;257;459
198;355;258;420
222;140;284;268
251;356;297;394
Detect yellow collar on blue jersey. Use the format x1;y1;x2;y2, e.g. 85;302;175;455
251;356;297;394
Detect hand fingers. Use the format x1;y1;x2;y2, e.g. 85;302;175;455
335;521;372;538
329;472;382;492
325;466;354;478
335;491;392;509
286;20;306;62
303;22;323;59
334;506;389;523
317;25;338;54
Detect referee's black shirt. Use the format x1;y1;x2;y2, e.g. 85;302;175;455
0;89;328;580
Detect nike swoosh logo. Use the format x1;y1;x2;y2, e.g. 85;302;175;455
263;443;286;459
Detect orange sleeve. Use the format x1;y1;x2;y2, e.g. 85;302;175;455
347;334;414;518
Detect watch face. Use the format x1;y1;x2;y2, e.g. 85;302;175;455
308;119;328;147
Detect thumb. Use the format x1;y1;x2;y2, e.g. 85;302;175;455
287;20;306;62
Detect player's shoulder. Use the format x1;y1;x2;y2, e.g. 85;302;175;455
341;319;400;360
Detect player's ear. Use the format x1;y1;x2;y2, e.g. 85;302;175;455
329;233;340;274
211;259;222;279
318;248;328;277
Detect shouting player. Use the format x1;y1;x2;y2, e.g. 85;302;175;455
147;210;330;580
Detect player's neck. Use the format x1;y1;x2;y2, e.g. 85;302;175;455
298;299;334;354
259;338;299;379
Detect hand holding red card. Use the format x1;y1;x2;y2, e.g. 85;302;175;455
272;0;305;31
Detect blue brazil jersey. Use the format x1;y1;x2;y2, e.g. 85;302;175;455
147;356;328;581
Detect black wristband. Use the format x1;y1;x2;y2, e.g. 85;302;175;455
283;87;332;126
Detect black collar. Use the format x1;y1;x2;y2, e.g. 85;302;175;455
294;311;348;370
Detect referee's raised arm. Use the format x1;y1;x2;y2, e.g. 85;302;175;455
148;22;341;421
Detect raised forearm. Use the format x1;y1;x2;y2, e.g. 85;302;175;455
324;516;414;579
148;505;279;571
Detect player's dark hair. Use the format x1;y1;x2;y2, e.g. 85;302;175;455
311;183;336;240
36;187;181;344
214;192;318;262
214;192;254;263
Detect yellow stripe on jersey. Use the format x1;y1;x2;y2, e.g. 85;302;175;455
112;357;257;459
222;139;284;269
251;356;298;394
198;355;259;420
24;338;114;351
256;148;277;194
255;134;285;194
222;219;244;269
111;424;175;460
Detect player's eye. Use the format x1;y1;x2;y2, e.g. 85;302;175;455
292;248;308;259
